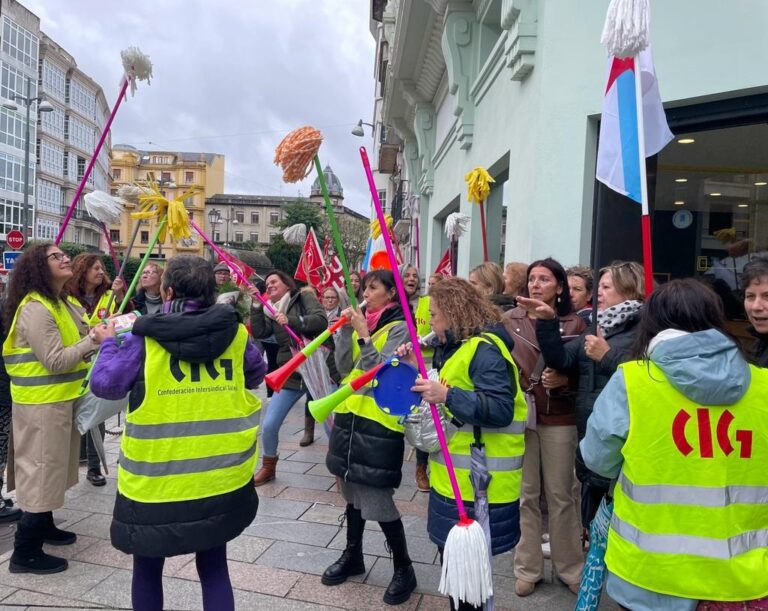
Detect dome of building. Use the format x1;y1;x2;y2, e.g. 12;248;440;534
113;143;138;151
310;165;343;199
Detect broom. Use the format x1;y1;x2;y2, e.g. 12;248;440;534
359;147;492;607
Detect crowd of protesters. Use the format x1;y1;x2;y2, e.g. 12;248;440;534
0;244;767;610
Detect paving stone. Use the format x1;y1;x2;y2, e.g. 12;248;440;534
286;572;420;611
366;557;442;594
226;534;274;563
401;514;430;538
304;462;335;477
0;585;16;602
278;486;344;506
246;515;341;547
256;480;289;498
417;593;451;610
0;588;105;609
80;567;203;610
65;491;119;515
395;498;428;518
277;459;316;474
233;588;334;611
258;540;376;580
258;497;312;520
392;485;418;501
54;508;94;530
0;525;14;559
283;449;329;464
262;470;336;492
46;534;99;560
0;559;116;599
66;513;113;540
177;559;302;597
492;550;515;577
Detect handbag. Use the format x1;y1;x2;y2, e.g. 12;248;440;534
73;391;128;436
404;368;448;453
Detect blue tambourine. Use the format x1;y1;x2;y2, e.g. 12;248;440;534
373;358;420;417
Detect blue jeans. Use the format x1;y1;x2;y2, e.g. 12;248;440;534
261;387;307;457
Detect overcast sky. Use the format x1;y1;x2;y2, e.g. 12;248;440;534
23;0;377;215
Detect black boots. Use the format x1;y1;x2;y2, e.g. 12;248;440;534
0;478;21;523
321;505;366;585
9;511;69;574
380;518;417;605
42;512;77;546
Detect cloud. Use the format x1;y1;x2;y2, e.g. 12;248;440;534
23;0;376;215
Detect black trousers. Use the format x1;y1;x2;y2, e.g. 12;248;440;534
79;423;106;472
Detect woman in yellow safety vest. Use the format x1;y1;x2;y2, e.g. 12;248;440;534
323;269;418;606
64;253;125;487
400;277;525;611
90;255;266;611
582;279;768;610
2;244;112;574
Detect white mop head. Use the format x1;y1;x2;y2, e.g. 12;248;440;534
84;190;124;224
439;519;493;607
116;184;151;204
121;47;153;96
282;223;307;245
601;0;650;58
445;212;470;240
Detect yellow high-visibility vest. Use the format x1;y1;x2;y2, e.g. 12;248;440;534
415;296;433;360
334;321;405;433
118;325;261;503
607;360;768;601
429;333;526;504
68;290;116;327
2;292;88;404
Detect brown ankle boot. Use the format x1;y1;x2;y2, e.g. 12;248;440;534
253;456;278;487
299;416;315;447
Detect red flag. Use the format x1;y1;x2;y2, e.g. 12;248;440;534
295;228;326;290
321;236;346;292
433;249;452;277
217;253;256;287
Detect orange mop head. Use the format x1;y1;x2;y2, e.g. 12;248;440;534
274;126;323;183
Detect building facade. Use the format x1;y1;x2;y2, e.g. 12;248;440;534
37;32;111;248
373;0;768;290
109;146;225;259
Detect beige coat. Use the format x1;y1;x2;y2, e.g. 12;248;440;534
7;299;97;512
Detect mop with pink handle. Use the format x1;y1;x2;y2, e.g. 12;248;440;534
359;147;492;608
56;47;152;244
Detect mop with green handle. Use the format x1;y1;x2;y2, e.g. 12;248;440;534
359;146;493;608
274;126;358;307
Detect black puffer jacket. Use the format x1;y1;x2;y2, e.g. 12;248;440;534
427;324;521;555
749;327;768;367
250;290;327;390
111;305;259;557
536;311;640;488
326;305;409;488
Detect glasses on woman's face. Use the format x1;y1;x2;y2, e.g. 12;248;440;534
323;295;338;303
47;252;68;262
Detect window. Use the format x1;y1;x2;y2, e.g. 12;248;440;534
140;231;149;244
42;60;66;102
0;106;35;151
2;17;39;69
151;155;170;164
161;172;171;182
77;157;86;180
0;152;33;195
109;229;120;242
36;179;63;213
185;171;193;183
234;232;243;243
67;78;95;119
235;211;244;223
270;211;279;225
251;211;259;224
39;106;65;140
377;190;388;213
0;197;23;235
113;168;122;180
36;218;58;241
214;231;221;242
250;232;258;242
67;116;94;152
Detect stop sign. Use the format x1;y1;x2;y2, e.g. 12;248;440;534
6;230;24;250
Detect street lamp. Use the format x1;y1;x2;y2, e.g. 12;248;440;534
351;119;374;137
2;76;53;242
207;207;239;247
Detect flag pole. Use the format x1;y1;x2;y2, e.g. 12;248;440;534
634;54;654;297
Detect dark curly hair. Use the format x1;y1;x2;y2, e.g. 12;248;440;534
3;243;65;333
64;253;111;306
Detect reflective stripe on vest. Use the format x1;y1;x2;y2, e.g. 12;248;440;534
429;333;526;504
334;321;405;433
2;292;89;404
68;291;115;327
606;359;768;601
118;325;261;503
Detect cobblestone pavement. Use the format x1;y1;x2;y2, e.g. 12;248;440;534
0;388;618;610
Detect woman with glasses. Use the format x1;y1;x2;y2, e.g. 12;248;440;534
133;262;164;315
503;258;585;597
321;286;347;325
518;260;644;529
2;245;112;574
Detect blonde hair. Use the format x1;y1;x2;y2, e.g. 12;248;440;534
429;277;502;341
469;262;504;296
503;262;528;296
600;261;645;301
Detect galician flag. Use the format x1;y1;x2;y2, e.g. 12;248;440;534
596;48;672;203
